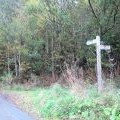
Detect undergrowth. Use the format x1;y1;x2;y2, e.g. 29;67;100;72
1;82;120;120
37;84;120;120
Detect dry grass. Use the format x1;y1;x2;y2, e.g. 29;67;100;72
1;89;41;120
60;66;87;97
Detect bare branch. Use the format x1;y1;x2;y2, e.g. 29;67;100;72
88;0;98;20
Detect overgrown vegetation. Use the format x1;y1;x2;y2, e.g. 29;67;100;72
2;83;120;120
0;0;120;119
38;84;120;119
0;0;120;84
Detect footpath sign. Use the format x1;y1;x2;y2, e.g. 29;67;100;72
86;36;110;92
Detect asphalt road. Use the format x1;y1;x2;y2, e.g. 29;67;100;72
0;95;34;120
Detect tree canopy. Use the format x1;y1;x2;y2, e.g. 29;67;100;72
0;0;120;84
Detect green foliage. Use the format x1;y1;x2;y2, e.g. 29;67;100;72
10;84;26;91
3;84;120;120
37;84;120;119
0;72;13;83
0;0;120;82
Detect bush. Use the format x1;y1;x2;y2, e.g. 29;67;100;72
0;72;13;88
38;84;120;120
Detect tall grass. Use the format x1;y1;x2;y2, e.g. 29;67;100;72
2;81;120;120
1;67;120;120
37;84;120;120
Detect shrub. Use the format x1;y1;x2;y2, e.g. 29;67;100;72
38;84;120;120
0;72;13;84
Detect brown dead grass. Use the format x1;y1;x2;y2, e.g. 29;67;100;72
1;91;41;120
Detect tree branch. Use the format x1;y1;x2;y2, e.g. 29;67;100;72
113;4;119;24
88;0;99;21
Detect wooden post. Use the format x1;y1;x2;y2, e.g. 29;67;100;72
86;36;110;92
96;36;102;92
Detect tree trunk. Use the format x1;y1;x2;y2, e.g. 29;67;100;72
14;54;17;77
51;35;55;81
18;51;21;76
7;52;10;75
7;42;10;76
46;29;49;54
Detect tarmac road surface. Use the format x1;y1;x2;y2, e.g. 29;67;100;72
0;95;34;120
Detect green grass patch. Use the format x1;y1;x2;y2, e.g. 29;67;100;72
37;84;120;120
2;84;120;120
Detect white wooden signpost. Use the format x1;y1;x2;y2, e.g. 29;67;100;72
86;36;110;92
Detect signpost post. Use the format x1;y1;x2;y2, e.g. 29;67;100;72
86;36;110;92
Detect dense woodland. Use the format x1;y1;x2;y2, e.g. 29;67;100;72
0;0;120;85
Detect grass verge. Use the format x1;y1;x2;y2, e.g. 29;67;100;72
1;83;120;120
